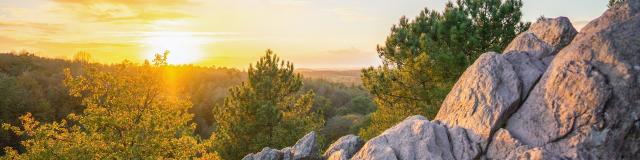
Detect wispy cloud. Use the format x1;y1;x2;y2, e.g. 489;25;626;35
53;0;192;23
0;21;61;33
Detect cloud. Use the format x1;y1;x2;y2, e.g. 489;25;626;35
53;0;192;23
0;21;61;33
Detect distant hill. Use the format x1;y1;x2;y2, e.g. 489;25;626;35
295;68;362;86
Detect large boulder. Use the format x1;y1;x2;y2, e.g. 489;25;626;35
323;135;364;159
242;132;318;160
350;116;480;160
434;16;577;151
503;1;640;159
292;132;318;159
326;150;348;160
243;148;284;160
526;17;578;54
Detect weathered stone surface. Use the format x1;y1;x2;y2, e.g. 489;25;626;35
504;1;640;159
242;147;283;160
434;17;578;153
323;134;363;159
486;129;530;159
291;132;318;159
327;150;348;160
351;116;479;160
503;32;554;59
527;17;578;53
242;132;318;160
435;52;521;148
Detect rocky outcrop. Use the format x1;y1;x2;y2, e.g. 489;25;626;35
242;132;318;160
433;15;577;153
350;1;638;159
243;1;640;159
323;135;363;160
502;0;640;158
350;116;480;160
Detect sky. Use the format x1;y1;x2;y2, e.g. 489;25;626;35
0;0;609;69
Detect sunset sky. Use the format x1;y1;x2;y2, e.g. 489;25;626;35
0;0;608;69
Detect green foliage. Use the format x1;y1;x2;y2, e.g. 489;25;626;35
609;0;626;8
0;53;246;152
212;50;324;160
360;0;529;140
2;59;220;159
0;52;377;157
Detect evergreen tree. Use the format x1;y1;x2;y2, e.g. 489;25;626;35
609;0;626;8
212;50;323;160
359;0;529;140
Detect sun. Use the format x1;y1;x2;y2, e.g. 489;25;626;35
141;31;212;65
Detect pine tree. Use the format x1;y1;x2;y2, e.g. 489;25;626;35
359;0;529;140
609;0;626;8
212;50;323;160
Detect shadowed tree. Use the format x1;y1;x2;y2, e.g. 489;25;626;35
212;50;323;160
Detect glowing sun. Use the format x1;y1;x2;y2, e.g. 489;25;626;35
142;31;213;64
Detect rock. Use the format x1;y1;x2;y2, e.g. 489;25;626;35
503;32;554;59
242;147;283;160
326;150;348;160
350;116;479;160
503;0;640;159
486;129;531;159
527;17;578;53
291;131;318;159
281;147;294;160
242;132;318;160
435;16;578;151
434;52;521;149
323;135;363;159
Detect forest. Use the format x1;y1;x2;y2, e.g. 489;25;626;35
1;0;626;159
0;51;376;159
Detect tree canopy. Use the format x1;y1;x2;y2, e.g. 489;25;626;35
212;50;324;160
2;56;220;159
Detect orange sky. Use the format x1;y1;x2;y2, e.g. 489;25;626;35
0;0;607;69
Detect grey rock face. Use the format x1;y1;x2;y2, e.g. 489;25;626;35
242;132;318;160
350;116;480;160
486;129;531;159
242;148;283;160
292;132;318;159
323;135;363;159
435;52;521;149
435;16;577;152
327;150;348;160
503;1;640;159
527;17;578;53
503;32;554;59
